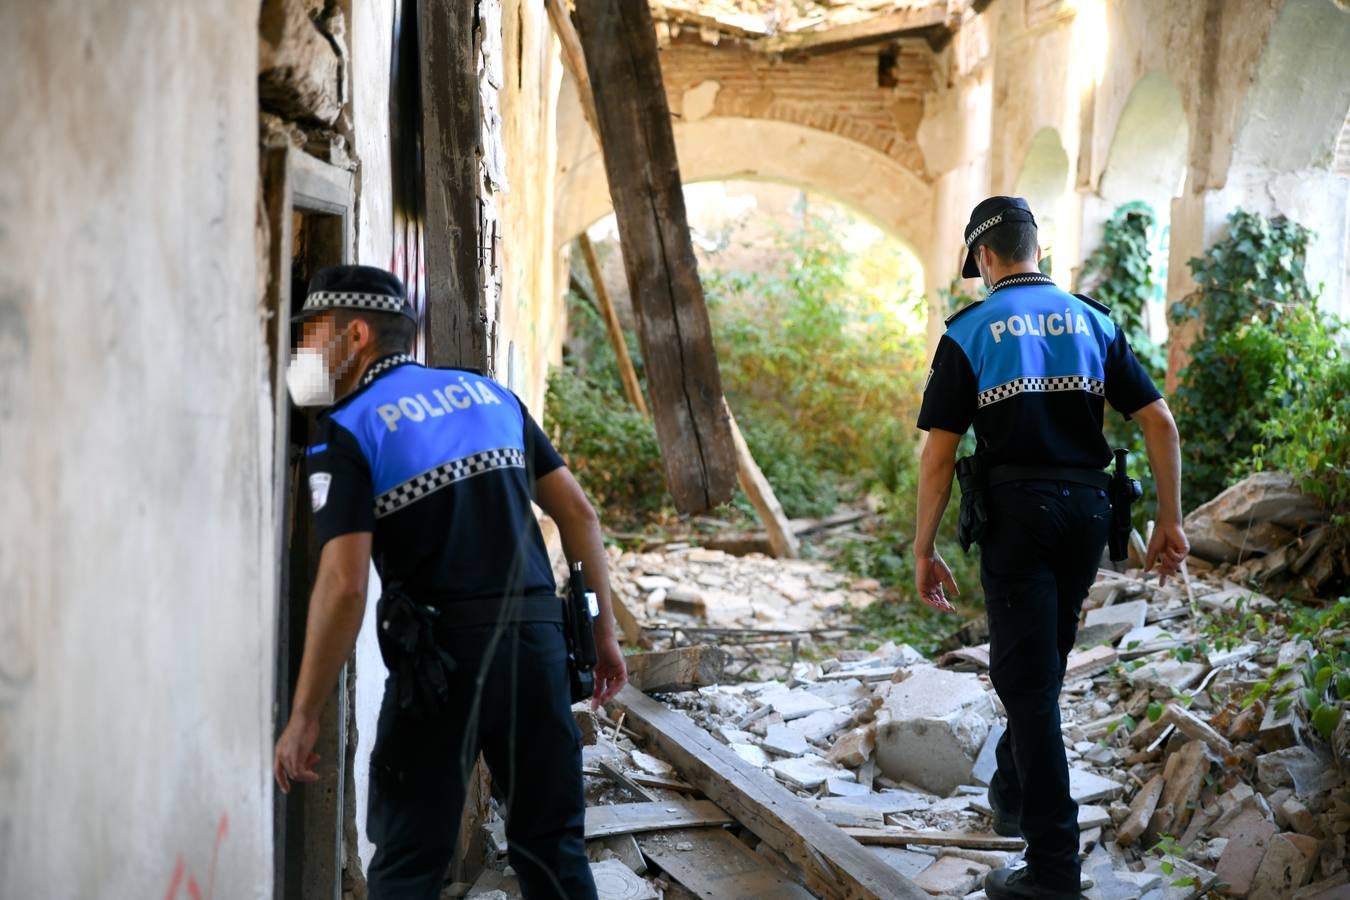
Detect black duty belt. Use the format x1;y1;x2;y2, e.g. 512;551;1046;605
987;465;1110;490
431;595;565;629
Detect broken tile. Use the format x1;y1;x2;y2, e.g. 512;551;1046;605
912;854;990;896
1124;655;1207;691
786;707;854;743
869;846;935;880
762;690;834;721
630;750;674;777
972;720;1005;786
826;777;872;797
1215;808;1278;898
769;755;845;791
729;742;771;767
1069;767;1125;804
761;724;809;757
1084;599;1149;630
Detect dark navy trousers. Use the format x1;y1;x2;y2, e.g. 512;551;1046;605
366;622;596;900
981;480;1111;891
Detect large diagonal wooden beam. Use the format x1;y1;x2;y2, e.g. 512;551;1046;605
569;0;736;515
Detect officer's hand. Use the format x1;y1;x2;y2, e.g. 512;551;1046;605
914;551;959;614
274;712;322;794
592;634;628;710
1145;520;1190;587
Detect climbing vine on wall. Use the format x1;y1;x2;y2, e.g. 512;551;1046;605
1170;210;1343;512
1078;202;1166;380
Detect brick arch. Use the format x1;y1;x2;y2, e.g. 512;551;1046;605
555;116;933;264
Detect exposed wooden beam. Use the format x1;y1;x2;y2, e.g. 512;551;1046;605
544;0;601;138
760;5;954;58
842;827;1027;851
572;0;737;514
611;686;928;900
727;401;801;559
417;0;487;369
578;233;649;418
584;799;733;839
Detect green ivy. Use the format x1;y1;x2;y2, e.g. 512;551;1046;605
1170;210;1340;511
1078;202;1167;380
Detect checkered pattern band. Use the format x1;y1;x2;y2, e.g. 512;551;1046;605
988;273;1055;295
978;375;1105;409
965;214;1004;246
303;290;406;315
362;354;416;387
374;448;526;518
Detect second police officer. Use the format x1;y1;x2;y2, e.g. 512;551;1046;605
912;197;1190;899
272;265;626;900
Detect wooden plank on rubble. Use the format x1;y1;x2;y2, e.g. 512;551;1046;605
640;827;816;899
584;799;732;839
571;0;737;515
842;827;1026;851
611;686;927;900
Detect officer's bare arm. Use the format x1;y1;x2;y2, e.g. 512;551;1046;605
535;468;618;639
292;533;373;719
914;428;962;555
275;532;372;791
1131;399;1189;579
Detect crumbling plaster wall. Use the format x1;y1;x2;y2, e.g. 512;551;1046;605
1;3;273;899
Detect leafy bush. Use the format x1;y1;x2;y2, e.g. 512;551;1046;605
1171;210;1338;511
543;367;666;526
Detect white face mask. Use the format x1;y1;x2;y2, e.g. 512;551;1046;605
286;331;352;408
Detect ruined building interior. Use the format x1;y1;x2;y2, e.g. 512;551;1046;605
2;1;1349;898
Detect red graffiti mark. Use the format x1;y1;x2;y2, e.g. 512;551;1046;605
163;814;228;900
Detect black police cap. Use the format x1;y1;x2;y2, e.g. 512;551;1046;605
292;264;416;322
962;196;1037;279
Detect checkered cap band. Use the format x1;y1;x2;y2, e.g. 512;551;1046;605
965;214;1004;247
303;290;406;315
374;448;527;518
978;375;1105;409
362;354;416;387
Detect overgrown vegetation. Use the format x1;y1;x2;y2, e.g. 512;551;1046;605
1171;210;1348;514
1079;202;1167;380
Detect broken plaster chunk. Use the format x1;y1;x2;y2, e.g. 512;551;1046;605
828;722;877;768
762;689;834;721
589;858;658;900
729;742;771;768
1084;599;1150;630
630;750;674;777
1215;807;1279;898
911;854;990;897
769;755;848;791
762;724;810;757
874;667;996;796
1124;654;1207;691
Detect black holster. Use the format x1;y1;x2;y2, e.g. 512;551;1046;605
375;586;458;719
955;453;989;553
1107;449;1144;562
564;563;599;704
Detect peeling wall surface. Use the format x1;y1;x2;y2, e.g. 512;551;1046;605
0;3;273;899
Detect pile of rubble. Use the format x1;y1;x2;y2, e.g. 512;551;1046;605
1183;472;1347;598
459;477;1346;899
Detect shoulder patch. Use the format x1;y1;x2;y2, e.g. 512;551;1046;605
1073;293;1112;316
944;300;984;328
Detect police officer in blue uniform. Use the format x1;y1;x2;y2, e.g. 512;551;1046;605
272;265;627;900
913;198;1189;899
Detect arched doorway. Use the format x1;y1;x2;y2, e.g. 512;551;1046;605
1013;127;1071;284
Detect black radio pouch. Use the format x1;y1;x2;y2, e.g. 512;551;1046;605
376;587;458;720
955;453;989;553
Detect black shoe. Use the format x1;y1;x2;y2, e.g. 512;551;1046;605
984;866;1081;900
987;791;1023;838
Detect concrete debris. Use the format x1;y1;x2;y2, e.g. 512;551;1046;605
560;482;1345;899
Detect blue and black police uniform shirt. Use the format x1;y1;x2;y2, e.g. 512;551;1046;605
306;353;565;603
917;273;1162;469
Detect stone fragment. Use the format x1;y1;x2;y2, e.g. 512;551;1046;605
1124;655;1207;692
635;575;677;592
875;667;996;796
729;742;770;767
911;855;990;896
1215;808;1279;897
630;750;674;777
1068;767;1125;803
826;777;872;797
971;720;1005;786
1084;599;1149;630
1162;703;1235;757
1280;798;1323;838
1146;741;1209;845
828;723;877;768
1292;872;1349;899
1249;832;1320;899
869;846;935;880
258;0;344;124
1257;746;1340;796
763;690;834;721
787;707;854;743
761;724;809;757
1117;773;1165;847
769;755;847;791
